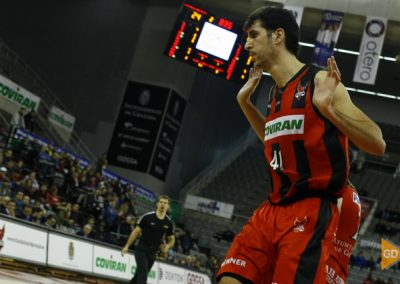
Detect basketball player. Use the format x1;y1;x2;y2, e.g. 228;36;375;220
217;7;385;284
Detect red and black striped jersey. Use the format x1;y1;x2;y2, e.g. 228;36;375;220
264;65;349;204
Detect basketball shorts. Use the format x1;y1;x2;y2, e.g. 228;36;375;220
217;197;339;284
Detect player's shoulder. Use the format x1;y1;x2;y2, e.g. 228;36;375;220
138;211;156;221
165;214;173;223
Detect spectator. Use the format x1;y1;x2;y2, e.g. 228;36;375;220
120;214;136;236
20;178;34;197
96;153;108;172
367;256;376;270
10;159;25;182
18;206;33;222
0;180;12;197
4;200;17;217
77;224;96;239
56;202;72;225
213;227;235;242
14;191;25;215
22;195;31;208
0;196;11;213
363;272;374;284
45;215;58;229
34;183;48;202
354;251;368;268
179;230;194;254
46;186;60;207
24;110;37;133
32;208;46;225
8;107;27;147
69;203;82;226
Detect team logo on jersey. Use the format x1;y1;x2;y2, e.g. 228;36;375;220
293;216;308;233
265;115;304;141
353;192;361;207
294;82;308;100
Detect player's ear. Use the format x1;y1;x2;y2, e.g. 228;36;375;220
274;28;285;44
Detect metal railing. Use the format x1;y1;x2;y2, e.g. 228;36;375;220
0;39;96;162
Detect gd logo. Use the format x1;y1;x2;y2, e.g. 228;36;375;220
381;239;400;270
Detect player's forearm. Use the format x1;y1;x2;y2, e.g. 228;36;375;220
166;236;175;249
237;97;265;142
322;105;386;156
125;230;139;247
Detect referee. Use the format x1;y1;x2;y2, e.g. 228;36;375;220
121;195;175;284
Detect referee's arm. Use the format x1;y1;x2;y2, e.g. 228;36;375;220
121;226;142;256
161;234;175;256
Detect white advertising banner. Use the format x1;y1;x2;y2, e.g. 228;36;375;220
0;74;41;111
353;16;387;85
48;233;93;273
185;270;212;284
93;245;132;280
128;254;158;284
48;105;76;132
184;194;235;219
158;262;185;284
0;218;47;264
284;5;304;27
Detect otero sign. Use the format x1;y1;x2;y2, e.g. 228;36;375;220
48;105;75;132
0;74;41;111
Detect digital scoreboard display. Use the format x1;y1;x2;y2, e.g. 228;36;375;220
165;2;252;83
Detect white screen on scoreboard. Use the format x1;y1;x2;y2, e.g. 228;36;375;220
195;22;237;61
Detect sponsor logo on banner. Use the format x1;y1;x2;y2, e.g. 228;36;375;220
184;194;234;219
129;254;157;283
93;245;132;279
149;90;186;181
108;82;169;172
0;74;41;111
0;219;47;264
312;10;344;68
381;238;400;270
158;263;185;283
353;16;387;85
283;5;304;27
48;233;93;272
48;106;75;132
185;270;212;284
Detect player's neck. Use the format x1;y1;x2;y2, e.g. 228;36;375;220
156;210;166;219
267;52;304;88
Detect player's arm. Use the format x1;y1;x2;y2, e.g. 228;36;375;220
237;67;266;142
313;57;385;156
166;234;175;249
121;226;142;256
160;234;175;257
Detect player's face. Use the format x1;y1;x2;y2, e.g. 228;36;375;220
245;20;274;68
157;198;169;213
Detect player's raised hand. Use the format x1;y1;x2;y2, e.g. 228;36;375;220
237;66;263;102
313;56;342;112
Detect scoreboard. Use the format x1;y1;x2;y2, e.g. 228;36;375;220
164;2;252;83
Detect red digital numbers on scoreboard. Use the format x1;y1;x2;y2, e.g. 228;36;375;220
218;18;233;30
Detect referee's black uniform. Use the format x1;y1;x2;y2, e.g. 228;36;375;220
130;211;174;284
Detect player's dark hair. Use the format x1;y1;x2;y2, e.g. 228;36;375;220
157;195;170;203
244;7;300;55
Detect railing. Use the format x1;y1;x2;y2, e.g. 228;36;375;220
0;38;96;162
